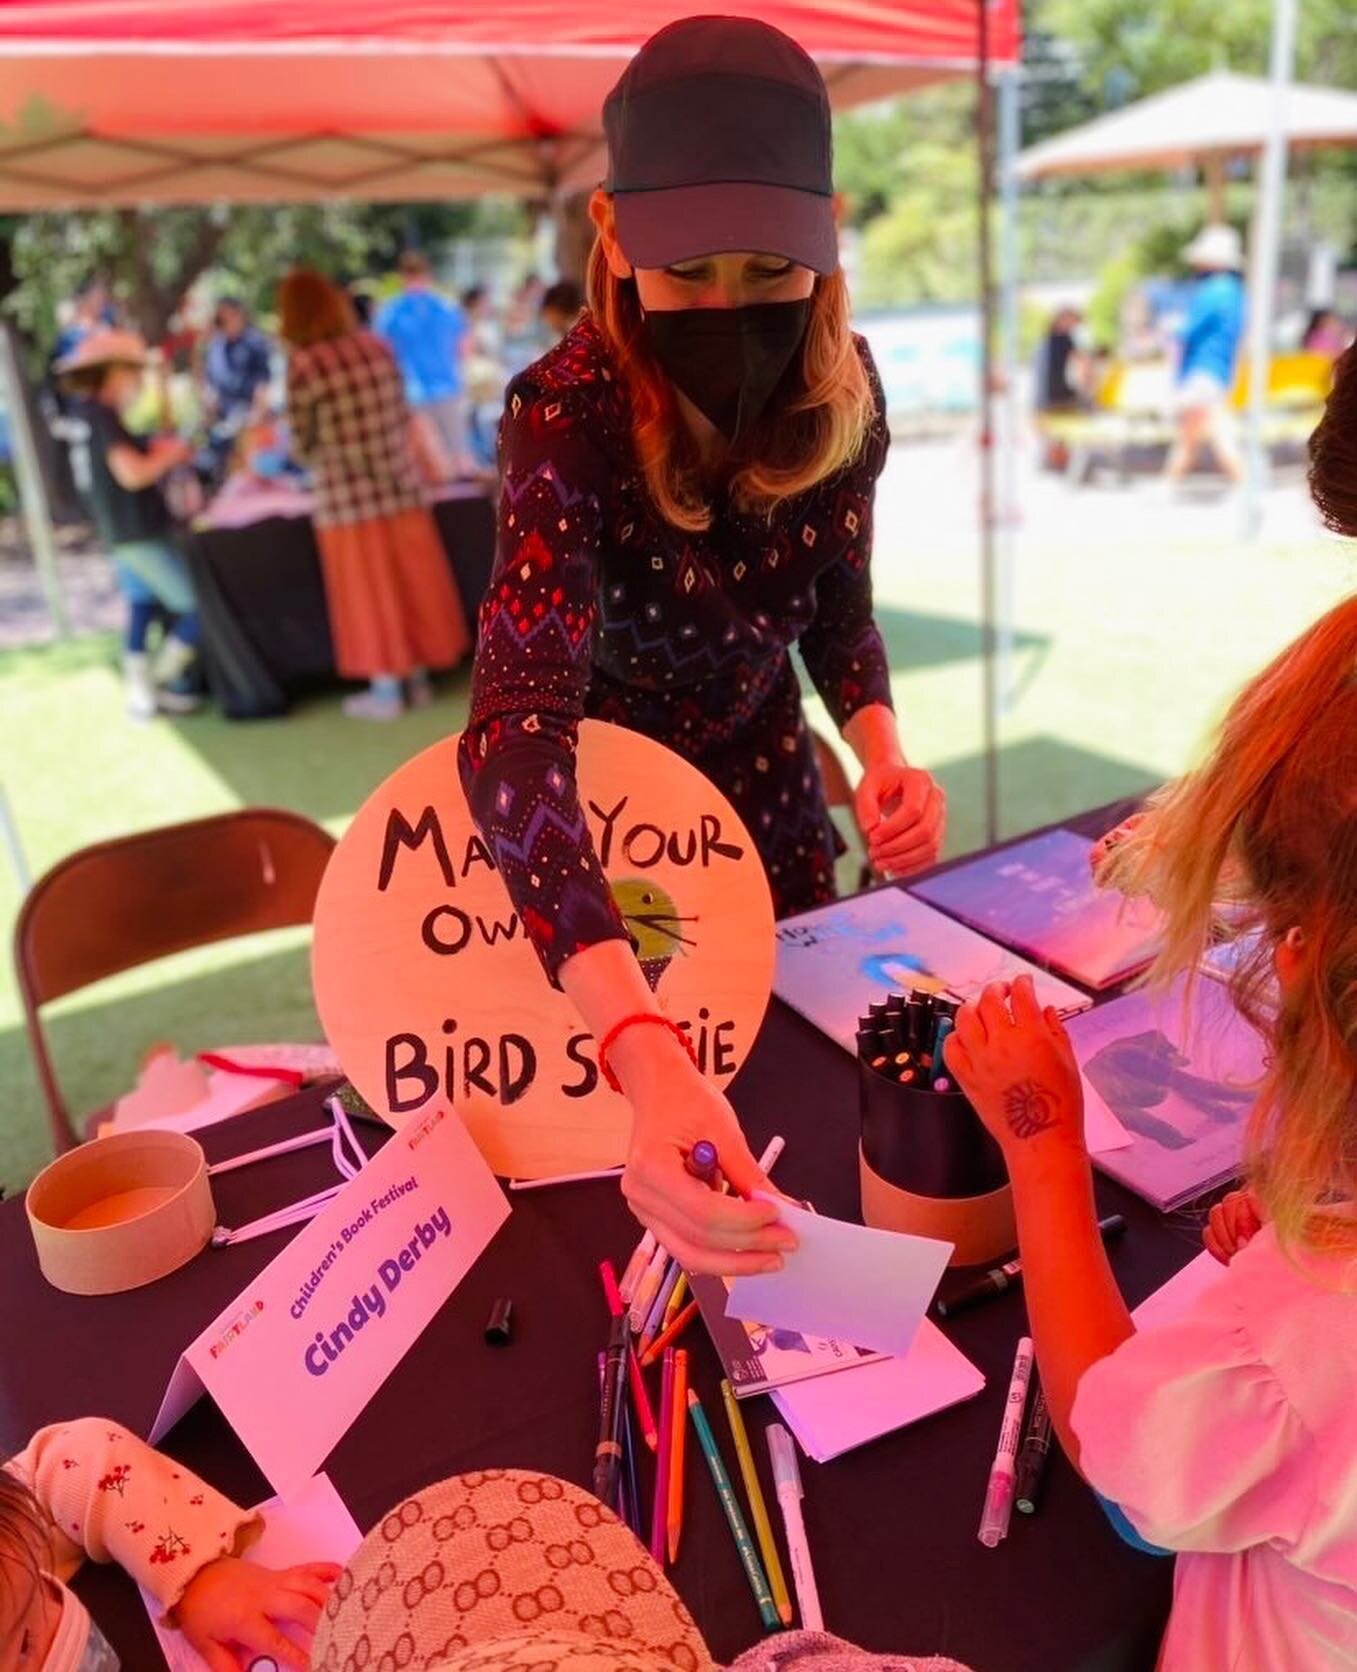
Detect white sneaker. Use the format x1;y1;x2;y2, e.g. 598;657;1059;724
407;671;434;709
155;688;203;715
342;689;405;721
123;653;157;721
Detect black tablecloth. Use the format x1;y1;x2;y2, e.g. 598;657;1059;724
186;491;496;720
0;802;1190;1672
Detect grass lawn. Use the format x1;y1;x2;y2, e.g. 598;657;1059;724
1;450;1352;1193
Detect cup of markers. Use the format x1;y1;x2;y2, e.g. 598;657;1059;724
856;989;1016;1267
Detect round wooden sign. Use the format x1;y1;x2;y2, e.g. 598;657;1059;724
312;720;775;1179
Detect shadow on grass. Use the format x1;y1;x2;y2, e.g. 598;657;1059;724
158;665;475;827
871;606;1049;674
0;939;320;1195
935;734;1161;859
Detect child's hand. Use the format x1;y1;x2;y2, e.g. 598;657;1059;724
1204;1187;1265;1265
943;977;1088;1168
1089;813;1146;884
174;1555;342;1671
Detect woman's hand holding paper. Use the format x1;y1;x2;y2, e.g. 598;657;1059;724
943;976;1088;1172
620;1037;796;1276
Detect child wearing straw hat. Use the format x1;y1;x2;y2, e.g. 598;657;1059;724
57;329;204;721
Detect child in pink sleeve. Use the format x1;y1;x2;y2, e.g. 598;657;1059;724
2;1418;339;1671
941;570;1357;1663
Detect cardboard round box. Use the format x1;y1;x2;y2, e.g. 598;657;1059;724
859;1144;1016;1268
26;1129;216;1296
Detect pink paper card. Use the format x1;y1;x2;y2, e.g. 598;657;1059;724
151;1106;510;1501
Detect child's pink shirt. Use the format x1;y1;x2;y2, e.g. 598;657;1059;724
1073;1224;1357;1670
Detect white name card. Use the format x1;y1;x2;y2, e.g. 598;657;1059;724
152;1106;510;1500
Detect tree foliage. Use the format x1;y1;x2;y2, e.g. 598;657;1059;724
3;197;526;357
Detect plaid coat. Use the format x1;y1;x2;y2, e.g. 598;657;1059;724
286;330;425;527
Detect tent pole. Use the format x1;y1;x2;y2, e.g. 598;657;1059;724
0;325;70;640
1203;152;1227;221
1240;0;1297;541
996;65;1022;715
976;0;999;846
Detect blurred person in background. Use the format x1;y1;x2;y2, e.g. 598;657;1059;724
1303;307;1350;363
375;249;470;475
1166;224;1246;488
58;330;202;720
203;297;273;426
1034;305;1089;471
462;284;507;470
280;268;470;720
540;279;585;343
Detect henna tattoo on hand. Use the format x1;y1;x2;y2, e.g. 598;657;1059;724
1002;1079;1060;1140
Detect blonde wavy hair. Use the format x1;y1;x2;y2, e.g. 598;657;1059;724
1102;594;1357;1258
585;238;875;532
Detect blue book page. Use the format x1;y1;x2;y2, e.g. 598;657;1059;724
1068;975;1267;1211
912;828;1163;990
773;886;1091;1053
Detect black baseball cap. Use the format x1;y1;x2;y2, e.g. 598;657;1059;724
603;15;837;276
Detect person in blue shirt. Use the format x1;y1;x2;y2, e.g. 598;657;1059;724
1167;223;1246;486
203;298;273;423
375;250;469;475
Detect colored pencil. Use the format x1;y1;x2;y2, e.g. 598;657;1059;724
651;1347;676;1563
687;1390;780;1632
720;1379;792;1626
629;1243;669;1334
599;1260;659;1452
662;1272;690;1331
619;1229;657;1303
640;1299;699;1367
667;1348;689;1564
640;1258;682;1349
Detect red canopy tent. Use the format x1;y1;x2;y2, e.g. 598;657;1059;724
0;2;1018;208
0;1;1018;838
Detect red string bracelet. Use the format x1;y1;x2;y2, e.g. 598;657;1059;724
597;1012;696;1093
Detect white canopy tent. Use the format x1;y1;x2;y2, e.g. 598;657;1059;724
1016;69;1357;203
1016;22;1341;540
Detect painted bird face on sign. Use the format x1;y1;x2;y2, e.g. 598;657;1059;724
610;876;696;992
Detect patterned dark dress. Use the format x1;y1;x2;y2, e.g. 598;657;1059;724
457;313;894;982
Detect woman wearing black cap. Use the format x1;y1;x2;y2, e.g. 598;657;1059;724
458;16;944;1271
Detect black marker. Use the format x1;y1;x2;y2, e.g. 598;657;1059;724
935;1215;1127;1317
1014;1384;1053;1515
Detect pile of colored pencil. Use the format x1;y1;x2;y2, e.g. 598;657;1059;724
591;1158;796;1632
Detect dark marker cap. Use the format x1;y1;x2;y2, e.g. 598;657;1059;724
484;1298;514;1346
603;16;838;276
685;1139;720;1182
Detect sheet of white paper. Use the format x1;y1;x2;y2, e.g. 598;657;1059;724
727;1195;952;1358
1131;1251;1227;1331
140;1472;362;1671
1079;1080;1134;1154
771;1319;985;1462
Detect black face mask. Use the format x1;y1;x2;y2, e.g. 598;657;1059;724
641;298;812;441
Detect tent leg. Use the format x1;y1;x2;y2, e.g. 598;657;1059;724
1204;152;1228;222
1240;0;1297;541
996;66;1022;716
0;325;70;640
0;782;30;893
976;1;999;846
